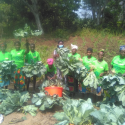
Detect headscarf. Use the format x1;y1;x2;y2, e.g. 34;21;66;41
99;49;104;53
71;44;78;50
120;45;125;51
47;58;54;65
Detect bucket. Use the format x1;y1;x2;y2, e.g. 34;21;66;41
44;87;63;97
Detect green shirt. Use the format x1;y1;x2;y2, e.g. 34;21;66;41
0;51;11;62
92;60;108;79
111;55;125;74
68;53;81;60
25;51;41;64
11;49;25;68
82;56;96;70
45;64;57;74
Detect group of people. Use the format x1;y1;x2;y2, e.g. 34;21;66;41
0;40;125;100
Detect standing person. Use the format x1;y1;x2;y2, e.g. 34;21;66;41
79;48;96;100
92;49;108;101
11;41;29;90
53;40;64;81
25;43;41;92
111;45;125;75
68;44;81;97
45;58;57;80
0;43;11;89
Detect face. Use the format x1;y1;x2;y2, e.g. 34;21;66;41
120;50;125;58
49;65;53;68
72;49;77;54
98;52;104;60
87;51;92;57
30;45;35;52
15;43;20;51
58;42;63;46
1;45;6;52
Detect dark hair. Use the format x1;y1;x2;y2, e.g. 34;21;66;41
14;41;21;46
30;43;35;47
0;43;7;48
58;40;63;44
87;48;93;52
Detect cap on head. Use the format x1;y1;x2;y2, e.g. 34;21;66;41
47;58;54;65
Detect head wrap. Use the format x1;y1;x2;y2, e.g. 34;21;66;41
71;44;78;50
120;45;125;51
99;49;104;53
47;58;54;65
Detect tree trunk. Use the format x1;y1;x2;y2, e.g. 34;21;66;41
92;7;96;20
33;13;44;33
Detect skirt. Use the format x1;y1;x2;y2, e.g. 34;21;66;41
14;68;25;89
0;75;10;87
67;75;78;93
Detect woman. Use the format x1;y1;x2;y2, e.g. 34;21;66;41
79;48;96;100
45;58;57;80
111;45;125;75
11;41;29;90
68;44;81;96
0;43;11;89
92;49;108;101
68;44;81;60
53;40;64;81
25;43;41;92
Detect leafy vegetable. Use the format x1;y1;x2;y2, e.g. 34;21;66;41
21;105;38;116
90;104;125;125
54;98;94;125
0;91;30;115
101;74;125;106
0;61;17;81
83;71;99;89
55;48;70;57
32;92;64;111
31;30;42;36
22;61;46;78
55;52;87;80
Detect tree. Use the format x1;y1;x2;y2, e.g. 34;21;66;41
22;0;44;33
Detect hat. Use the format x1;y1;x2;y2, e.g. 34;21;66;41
71;44;78;50
47;58;53;65
120;45;125;51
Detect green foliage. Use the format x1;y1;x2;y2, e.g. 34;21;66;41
101;74;125;106
90;104;125;125
54;98;94;125
0;61;17;81
55;48;70;57
22;62;46;78
55;48;87;80
83;71;99;89
0;91;30;115
21;105;38;116
31;92;64;111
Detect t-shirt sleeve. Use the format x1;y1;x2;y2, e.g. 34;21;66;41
105;62;109;71
45;65;48;74
111;57;115;65
37;52;41;61
53;50;57;55
54;66;57;74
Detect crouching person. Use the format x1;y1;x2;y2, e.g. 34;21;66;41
45;58;57;81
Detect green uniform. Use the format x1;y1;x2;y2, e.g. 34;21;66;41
82;56;96;70
0;51;11;62
45;64;57;74
111;55;125;74
92;60;108;79
11;49;25;68
25;51;41;64
68;53;81;60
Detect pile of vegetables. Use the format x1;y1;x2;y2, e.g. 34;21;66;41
0;91;30;115
55;48;87;80
22;62;46;78
0;61;17;81
101;74;125;106
55;48;70;57
90;104;125;125
83;71;99;89
54;98;94;125
32;92;64;111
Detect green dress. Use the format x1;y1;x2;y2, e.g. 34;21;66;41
0;51;11;87
111;55;125;74
11;49;26;89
